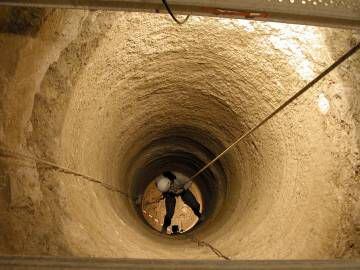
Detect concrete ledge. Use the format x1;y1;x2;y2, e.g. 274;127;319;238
0;0;359;29
1;256;360;270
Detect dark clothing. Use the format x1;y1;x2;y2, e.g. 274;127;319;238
162;189;201;231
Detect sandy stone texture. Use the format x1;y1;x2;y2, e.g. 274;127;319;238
0;8;359;259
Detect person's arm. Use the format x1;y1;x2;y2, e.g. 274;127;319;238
183;180;192;190
176;173;192;190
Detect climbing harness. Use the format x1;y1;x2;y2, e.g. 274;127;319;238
0;42;359;205
161;0;190;25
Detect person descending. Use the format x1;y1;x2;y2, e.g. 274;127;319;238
155;171;204;234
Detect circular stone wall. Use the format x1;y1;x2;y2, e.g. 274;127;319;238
0;9;359;259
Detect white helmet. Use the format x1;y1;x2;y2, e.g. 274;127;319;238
156;177;170;193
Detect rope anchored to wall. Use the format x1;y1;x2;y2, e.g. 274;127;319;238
0;147;130;198
161;0;190;25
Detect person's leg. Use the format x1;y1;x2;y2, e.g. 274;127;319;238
162;192;176;233
181;189;201;218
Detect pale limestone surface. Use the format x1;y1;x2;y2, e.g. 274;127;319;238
0;9;359;259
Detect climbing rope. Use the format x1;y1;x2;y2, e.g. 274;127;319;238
0;42;358;206
161;0;190;25
189;41;360;182
188;236;231;260
0;147;130;198
0;146;159;205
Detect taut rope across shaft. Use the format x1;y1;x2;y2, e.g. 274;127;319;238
189;42;360;181
0;43;358;199
0;147;129;197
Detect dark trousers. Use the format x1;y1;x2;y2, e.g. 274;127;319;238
162;189;201;231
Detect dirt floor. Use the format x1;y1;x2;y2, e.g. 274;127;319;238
0;7;359;259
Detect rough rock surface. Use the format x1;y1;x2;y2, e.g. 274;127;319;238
0;8;359;259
